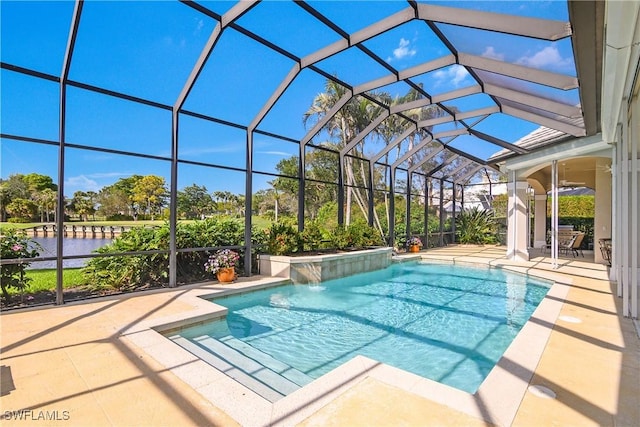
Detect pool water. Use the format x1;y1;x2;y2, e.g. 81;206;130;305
173;262;551;394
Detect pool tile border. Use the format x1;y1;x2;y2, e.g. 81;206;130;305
122;257;571;427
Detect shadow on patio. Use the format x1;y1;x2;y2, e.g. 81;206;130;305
0;246;637;426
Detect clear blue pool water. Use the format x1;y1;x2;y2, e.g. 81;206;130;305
174;262;551;394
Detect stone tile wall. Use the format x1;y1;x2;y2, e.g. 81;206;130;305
258;248;393;284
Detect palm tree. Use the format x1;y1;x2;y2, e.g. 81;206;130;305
40;188;57;222
303;79;388;228
390;86;458;211
32;188;58;223
303;79;458;239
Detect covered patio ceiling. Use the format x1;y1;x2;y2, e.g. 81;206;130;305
1;0;604;187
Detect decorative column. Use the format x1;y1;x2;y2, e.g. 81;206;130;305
507;177;530;261
533;194;548;250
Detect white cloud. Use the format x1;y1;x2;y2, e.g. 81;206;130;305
256;151;291;157
516;46;573;71
195;18;204;33
433;64;469;87
65;175;101;194
481;46;504;61
389;38;416;62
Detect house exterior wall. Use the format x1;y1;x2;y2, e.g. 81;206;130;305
594;158;612;264
533;195;547;249
604;0;639;319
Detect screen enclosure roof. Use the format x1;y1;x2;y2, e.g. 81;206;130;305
1;0;603;186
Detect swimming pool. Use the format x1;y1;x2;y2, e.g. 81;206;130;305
168;261;551;399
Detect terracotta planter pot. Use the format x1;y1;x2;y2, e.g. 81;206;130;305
409;245;420;253
216;267;235;283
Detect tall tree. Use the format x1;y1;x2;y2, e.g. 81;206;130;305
303;79;389;230
390;86;450;195
301;80;457;237
0;174;29;222
68;191;96;221
177;184;213;219
31;188;58;223
5;198;37;222
111;175;143;220
97;185;130;218
131;175;167;220
23;173;57;193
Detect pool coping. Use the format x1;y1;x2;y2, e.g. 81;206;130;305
121;257;572;427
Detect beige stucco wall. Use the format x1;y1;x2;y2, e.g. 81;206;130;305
594;158;612;264
533;195;547;249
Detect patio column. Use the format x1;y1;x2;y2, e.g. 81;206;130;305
533;194;547;250
507;178;530;261
594;157;612;264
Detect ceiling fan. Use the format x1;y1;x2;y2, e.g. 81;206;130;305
560;163;585;187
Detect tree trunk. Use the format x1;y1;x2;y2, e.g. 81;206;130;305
274;197;279;223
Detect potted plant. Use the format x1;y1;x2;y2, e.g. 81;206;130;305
406;236;423;253
204;249;239;283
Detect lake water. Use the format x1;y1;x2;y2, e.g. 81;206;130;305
29;237;112;269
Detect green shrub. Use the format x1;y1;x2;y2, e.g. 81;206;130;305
79;216;385;292
175;217;245;280
315;202;339;231
81;217;248;291
346;220;384;247
327;221;383;250
455;207;499;244
7;217;32;223
302;220;325;251
547;195;594;217
106;214;134;221
264;222;302;255
81;225;170;291
329;225;351;250
0;230;41;301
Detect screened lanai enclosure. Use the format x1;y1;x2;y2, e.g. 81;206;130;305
1;0;605;306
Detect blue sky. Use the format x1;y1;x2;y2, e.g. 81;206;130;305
1;1;577;197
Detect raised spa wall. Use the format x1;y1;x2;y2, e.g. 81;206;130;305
258;247;393;284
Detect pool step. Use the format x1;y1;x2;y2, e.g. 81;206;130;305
169;335;312;402
219;335;313;387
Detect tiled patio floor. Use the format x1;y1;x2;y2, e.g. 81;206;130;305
1;246;638;426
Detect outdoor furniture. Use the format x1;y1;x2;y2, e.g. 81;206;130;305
544;230;582;256
558;233;579;257
599;238;612;265
569;232;585;257
548;231;585;257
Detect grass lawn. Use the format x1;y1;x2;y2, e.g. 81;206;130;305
252;216;272;230
6;268;85;296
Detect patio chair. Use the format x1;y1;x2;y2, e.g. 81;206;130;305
558;233;579;257
570;232;585;257
558;232;585;257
